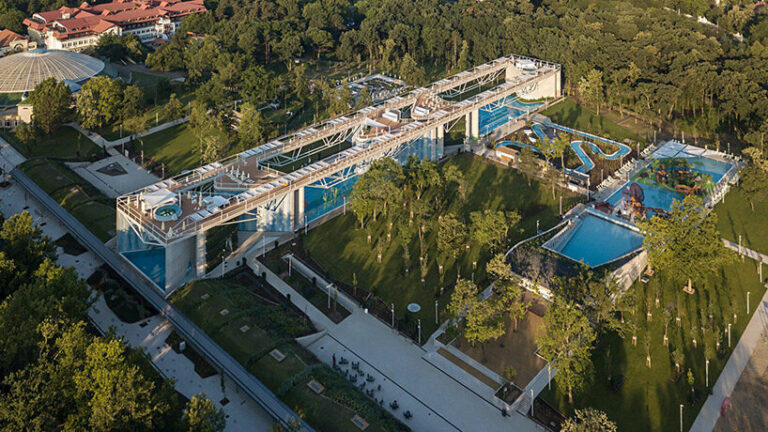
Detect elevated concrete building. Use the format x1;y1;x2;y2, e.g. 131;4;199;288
116;54;562;294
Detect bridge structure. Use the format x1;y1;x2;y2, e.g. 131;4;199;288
116;54;562;294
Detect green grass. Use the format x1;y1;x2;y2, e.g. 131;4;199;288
714;185;768;255
137;123;226;175
20;159;115;241
541;252;767;432
542;98;644;144
1;126;103;160
304;154;583;340
93;92;194;141
0;93;22;107
171;276;405;432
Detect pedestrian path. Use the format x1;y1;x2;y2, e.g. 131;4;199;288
723;239;768;264
68;116;188;149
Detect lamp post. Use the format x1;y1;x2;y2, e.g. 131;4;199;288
747;291;751;314
680;404;683;432
418;319;421;345
435;300;439;325
728;323;732;348
706;359;709;387
391;303;395;328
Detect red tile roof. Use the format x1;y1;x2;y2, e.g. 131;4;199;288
25;0;206;41
0;29;27;48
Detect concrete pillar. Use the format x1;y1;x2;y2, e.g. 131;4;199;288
470;109;479;138
293;187;305;230
465;112;472;138
195;231;206;278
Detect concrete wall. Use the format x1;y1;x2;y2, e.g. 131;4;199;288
164;234;197;294
522;70;561;100
610;249;648;291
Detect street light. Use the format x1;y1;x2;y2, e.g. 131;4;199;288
435;300;438;325
418;319;421;345
391;303;395;328
680;404;684;432
728;323;732;348
706;359;709;387
747;291;751;314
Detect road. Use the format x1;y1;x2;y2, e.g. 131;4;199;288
10;168;312;432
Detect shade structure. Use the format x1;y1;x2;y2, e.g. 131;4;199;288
0;48;104;93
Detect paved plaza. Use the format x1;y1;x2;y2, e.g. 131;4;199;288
69;154;159;198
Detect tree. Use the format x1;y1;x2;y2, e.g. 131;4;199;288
579;69;604;115
442;164;466;200
164;93;184;121
28;78;71;135
349;158;404;227
13;122;36;150
561;408;617;432
517;145;539;186
190;100;213;163
537;298;596;404
470;209;520;252
740;147;768;211
77;76;124;129
237;102;265;150
437;214;467;263
183;394;226;432
0;211;53;281
672;349;684;374
637;195;731;291
406;156;441;201
464;300;505;348
121;85;143;120
399;53;425;85
201;135;226;164
447;278;479;320
498;279;530;332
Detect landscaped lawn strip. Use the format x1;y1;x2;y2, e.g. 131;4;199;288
19;158;116;241
2;126;103;160
540;253;766;432
134;123;226;175
542;98;644;144
171;276;405;432
304;154;583;340
714;185;768;255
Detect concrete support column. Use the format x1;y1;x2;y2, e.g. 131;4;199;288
470;109;479;138
465;112;472;138
293;187;305;230
195;231;206;278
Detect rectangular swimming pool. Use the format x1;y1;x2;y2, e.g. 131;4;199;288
550;212;644;267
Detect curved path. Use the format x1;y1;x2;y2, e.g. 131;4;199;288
10;168;312;432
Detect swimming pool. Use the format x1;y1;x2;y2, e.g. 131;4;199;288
552;213;644;267
680;156;732;183
607;182;684;212
123;248;166;289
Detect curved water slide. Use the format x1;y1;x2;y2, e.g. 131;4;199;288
529;123;631;173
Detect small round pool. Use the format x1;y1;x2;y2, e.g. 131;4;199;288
154;204;181;221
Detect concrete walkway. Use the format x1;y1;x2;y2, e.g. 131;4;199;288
251;260;541;432
723;238;768;264
69;116;188;149
690;243;768;432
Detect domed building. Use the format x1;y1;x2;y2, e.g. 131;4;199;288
0;48;104;94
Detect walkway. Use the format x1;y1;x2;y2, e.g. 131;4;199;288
690;243;768;432
10;168;311;432
251;260;541;432
723;239;768;264
68;116;188;149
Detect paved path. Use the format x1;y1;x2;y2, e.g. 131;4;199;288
252;260;540;432
690;243;768;432
69;117;188;149
723;238;768;264
10;168;311;432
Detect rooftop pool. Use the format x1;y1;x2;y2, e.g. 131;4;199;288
547;212;644;267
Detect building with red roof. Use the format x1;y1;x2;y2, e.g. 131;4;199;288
0;29;33;56
24;0;206;51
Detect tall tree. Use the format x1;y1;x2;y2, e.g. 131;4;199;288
183;394;226;432
579;69;604;115
237;102;265;150
637;195;731;291
537;298;596;403
28;78;71;135
77;76;124;129
447;278;479;320
561;408;617;432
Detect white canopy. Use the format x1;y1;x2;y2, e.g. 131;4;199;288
142;188;176;211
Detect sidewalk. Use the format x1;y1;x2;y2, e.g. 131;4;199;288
69;116;189;149
690;243;768;432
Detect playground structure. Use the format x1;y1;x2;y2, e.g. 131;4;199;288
620;182;669;219
116;54;563;294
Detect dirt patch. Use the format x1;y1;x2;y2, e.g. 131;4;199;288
451;293;547;388
437;347;500;390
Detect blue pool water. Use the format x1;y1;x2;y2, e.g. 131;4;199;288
683;156;732;183
607;182;684;212
478;96;543;136
124;248;165;288
556;213;644;267
529;123;631;174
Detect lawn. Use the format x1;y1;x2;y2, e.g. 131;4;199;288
714;185;768;255
304;154;583;340
171;273;405;432
20;159;116;241
136;123;226;175
542;98;645;144
93;92;194;142
1;126;103;160
540;251;767;432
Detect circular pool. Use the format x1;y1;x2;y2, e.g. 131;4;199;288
154;204;181;221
